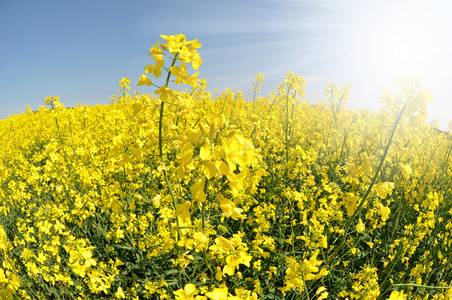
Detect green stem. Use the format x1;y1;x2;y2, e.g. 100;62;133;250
297;271;311;300
165;53;179;86
327;100;408;265
338;115;356;166
202;179;208;234
285;84;293;167
331;94;344;131
158;53;181;238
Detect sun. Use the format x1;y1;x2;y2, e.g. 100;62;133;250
359;4;447;79
374;25;429;75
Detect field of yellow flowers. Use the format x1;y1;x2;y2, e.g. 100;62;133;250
0;34;451;300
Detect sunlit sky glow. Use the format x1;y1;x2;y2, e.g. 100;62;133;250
1;0;451;130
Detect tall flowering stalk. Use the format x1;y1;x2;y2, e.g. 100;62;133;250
137;34;202;235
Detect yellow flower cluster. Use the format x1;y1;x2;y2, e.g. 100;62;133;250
0;34;451;299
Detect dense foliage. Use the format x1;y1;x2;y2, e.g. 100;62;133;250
0;34;451;300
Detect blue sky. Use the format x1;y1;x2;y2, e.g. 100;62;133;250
1;0;451;130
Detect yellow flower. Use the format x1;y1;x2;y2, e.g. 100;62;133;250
154;86;174;102
315;286;328;300
379;203;391;222
398;163;412;179
144;59;164;78
356;218;365;233
190;178;206;203
345;193;359;216
215;267;223;281
193;232;209;251
119;77;131;90
45;96;52;105
149;40;163;61
174;283;198;300
216;193;244;220
205;287;231;300
137;74;153;86
388;290;407;300
374;182;395;199
115;286;126;299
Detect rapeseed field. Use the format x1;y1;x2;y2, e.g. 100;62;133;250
0;34;451;300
